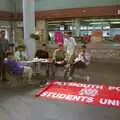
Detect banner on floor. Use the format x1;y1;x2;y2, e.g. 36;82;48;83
36;81;120;108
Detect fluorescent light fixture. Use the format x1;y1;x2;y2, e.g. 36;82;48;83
90;22;108;25
103;26;110;29
111;21;120;24
70;26;72;30
90;22;102;25
60;26;64;30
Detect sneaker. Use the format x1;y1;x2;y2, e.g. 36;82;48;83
86;76;90;82
68;76;73;81
46;81;50;85
2;79;9;82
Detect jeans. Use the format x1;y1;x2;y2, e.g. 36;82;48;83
52;61;66;79
65;61;86;78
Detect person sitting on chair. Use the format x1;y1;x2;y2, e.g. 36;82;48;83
65;45;91;80
35;43;49;77
53;42;67;65
15;45;28;61
35;44;49;59
4;52;33;83
52;43;68;78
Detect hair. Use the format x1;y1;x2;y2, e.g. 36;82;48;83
81;45;86;49
64;31;72;35
42;43;46;46
17;45;25;49
0;30;5;33
0;30;5;37
58;42;63;46
6;52;14;57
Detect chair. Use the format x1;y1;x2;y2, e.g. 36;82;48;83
51;61;66;80
5;64;24;88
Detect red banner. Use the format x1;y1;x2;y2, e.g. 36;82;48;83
35;81;120;108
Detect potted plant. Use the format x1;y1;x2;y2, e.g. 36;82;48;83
30;32;40;40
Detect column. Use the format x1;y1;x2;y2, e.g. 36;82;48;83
73;18;80;37
23;0;36;57
36;20;48;49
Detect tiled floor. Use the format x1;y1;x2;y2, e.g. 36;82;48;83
0;61;120;120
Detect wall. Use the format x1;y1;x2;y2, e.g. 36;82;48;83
0;0;22;12
35;0;120;11
0;0;11;11
11;0;120;12
13;0;22;12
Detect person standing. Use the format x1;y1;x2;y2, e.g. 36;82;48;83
64;31;77;58
0;30;9;81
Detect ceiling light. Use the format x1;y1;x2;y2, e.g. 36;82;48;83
111;21;120;24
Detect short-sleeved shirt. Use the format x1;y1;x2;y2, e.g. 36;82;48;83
64;37;76;56
35;50;49;59
15;51;27;61
53;49;66;61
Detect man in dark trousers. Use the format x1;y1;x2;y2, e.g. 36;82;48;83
0;30;9;81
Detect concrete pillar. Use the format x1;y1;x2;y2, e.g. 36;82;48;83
14;28;24;46
36;20;47;49
23;0;36;57
73;18;80;37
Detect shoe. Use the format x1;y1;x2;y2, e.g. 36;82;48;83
2;79;9;82
68;76;73;81
46;81;50;85
86;76;90;82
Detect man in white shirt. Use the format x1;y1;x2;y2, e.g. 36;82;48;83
15;45;28;61
64;31;77;57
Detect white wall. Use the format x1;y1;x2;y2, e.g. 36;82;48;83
0;0;11;11
35;0;120;11
11;0;120;12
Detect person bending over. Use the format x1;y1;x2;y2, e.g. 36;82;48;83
4;52;33;83
65;45;91;80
